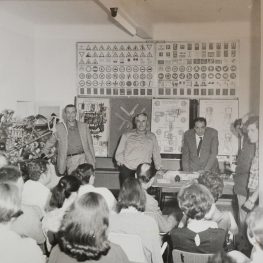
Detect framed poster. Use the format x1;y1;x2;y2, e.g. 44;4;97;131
76;97;110;157
151;99;190;154
156;40;239;98
199;99;239;156
76;42;155;97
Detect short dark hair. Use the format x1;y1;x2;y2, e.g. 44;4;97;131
194;117;207;127
49;176;82;208
0;166;22;183
57;192;110;261
135;112;148;119
245;115;259;129
136;163;155;183
117;177;146;212
177;182;214;220
71;163;94;184
198;171;223;202
23;159;48;181
64;104;76;112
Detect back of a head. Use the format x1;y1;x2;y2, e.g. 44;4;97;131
117;177;146;212
49;176;82;209
177;182;214;220
58;192;110;261
23;159;48;181
72;163;94;184
245;115;259;129
0;183;22;223
0;166;22;184
136;163;155;183
198;171;223;202
246;206;263;249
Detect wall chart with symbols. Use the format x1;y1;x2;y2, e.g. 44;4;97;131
76;97;110;157
155;41;239;97
151;99;189;154
77;42;155;97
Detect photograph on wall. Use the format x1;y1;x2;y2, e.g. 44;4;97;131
151;99;189;154
156;40;239;98
76;97;110;157
76;42;155;97
109;98;152;157
199;99;239;156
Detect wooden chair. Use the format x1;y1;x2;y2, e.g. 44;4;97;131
108;232;146;263
172;249;214;263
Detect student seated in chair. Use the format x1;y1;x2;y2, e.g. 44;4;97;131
136;163;177;233
171;182;226;254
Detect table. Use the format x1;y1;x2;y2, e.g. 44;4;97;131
152;171;234;208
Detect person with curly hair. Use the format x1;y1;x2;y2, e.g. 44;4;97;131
48;192;129;263
171;182;226;253
109;177;163;263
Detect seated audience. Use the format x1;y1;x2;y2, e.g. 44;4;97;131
198;171;238;234
42;176;81;235
73;163;116;211
0;166;45;245
0;182;45;263
171;182;226;253
48;192;129;263
136;163;177;233
109;177;163;263
21;159;51;214
228;206;263;263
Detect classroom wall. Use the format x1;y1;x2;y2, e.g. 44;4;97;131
0;10;35;112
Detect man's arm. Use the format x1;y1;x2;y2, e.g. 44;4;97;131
181;133;190;171
115;133;127;166
152;134;162;170
204;130;219;170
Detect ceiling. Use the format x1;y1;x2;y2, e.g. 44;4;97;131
0;0;254;38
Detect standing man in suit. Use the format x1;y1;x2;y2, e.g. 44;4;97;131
42;104;95;175
182;117;219;172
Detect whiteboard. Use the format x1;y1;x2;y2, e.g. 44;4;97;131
151;99;190;154
199;99;239;156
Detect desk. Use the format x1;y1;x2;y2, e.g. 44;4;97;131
152;171;234;208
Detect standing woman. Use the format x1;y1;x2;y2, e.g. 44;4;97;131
48;192;129;263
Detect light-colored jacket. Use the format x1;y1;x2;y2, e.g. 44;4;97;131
43;121;95;174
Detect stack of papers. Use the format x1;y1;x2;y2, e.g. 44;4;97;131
163;171;199;181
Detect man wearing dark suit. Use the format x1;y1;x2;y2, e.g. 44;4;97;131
182;117;219;172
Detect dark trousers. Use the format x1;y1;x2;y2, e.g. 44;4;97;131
119;165;136;186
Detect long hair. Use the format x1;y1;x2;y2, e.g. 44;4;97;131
117;177;146;212
49;176;81;208
57;192;110;261
0;183;23;223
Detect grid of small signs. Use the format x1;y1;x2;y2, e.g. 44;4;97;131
156;41;239;97
77;42;155;97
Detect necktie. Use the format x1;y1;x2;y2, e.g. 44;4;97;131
197;136;203;157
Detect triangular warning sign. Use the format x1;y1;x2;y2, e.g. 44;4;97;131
119;52;125;57
86;45;91;50
106;45;111;51
147;44;152;50
120;45;125;51
147;52;153;57
127;45;132;51
99;52;104;57
79;52;84;57
133;45;139;51
133;52;138;57
93;52;98;57
86;52;91;57
93;59;98;64
140;45;145;50
106;52;111;57
140;52;146;57
126;52;132;57
92;46;98;51
99;45;105;51
113;52;118;57
113;45;118;51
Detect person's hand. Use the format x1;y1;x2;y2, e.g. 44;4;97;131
117;161;123;167
156;169;166;177
242;199;255;213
